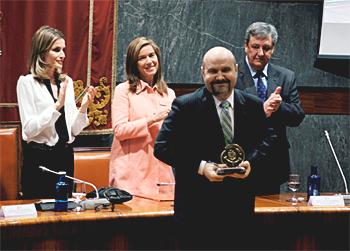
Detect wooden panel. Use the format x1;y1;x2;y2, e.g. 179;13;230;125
0;86;348;125
298;87;349;115
170;83;201;97
0;106;20;123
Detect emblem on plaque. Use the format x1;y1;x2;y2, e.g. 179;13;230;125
220;144;245;168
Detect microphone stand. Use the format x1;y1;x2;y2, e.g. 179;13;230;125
39;166;99;199
324;131;350;202
39;166;112;210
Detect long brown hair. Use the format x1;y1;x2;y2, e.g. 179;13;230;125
125;37;168;94
28;25;65;79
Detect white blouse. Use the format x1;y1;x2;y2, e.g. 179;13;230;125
16;74;89;146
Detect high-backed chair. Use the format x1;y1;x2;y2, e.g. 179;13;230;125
0;127;21;200
73;151;110;192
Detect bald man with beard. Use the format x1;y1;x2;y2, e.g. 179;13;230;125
154;46;278;250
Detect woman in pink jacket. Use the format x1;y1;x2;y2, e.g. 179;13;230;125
109;37;175;201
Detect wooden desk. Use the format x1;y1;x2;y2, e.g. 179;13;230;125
255;194;350;250
0;197;175;250
1;194;349;250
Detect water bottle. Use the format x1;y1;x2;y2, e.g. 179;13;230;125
54;171;69;211
307;165;321;201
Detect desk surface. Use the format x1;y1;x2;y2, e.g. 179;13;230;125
1;193;349;227
255;193;350;213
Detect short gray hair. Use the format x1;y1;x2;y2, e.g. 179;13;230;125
245;22;278;46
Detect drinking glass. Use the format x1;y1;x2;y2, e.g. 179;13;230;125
72;181;86;211
287;174;300;205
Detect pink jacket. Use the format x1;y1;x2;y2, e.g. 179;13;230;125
109;81;176;201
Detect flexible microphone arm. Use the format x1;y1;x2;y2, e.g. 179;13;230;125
324;131;349;194
39;166;99;199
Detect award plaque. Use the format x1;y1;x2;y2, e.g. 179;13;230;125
216;144;246;175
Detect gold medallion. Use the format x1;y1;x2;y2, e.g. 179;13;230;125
220;144;245;168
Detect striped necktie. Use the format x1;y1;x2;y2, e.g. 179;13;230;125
220;100;233;145
254;71;267;101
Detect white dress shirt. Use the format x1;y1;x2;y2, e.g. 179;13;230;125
16;74;89;146
245;56;268;89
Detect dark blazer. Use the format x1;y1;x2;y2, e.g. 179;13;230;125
154;87;276;232
236;61;305;194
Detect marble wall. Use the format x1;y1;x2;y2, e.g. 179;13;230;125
75;0;350;194
116;0;349;86
286;115;349;193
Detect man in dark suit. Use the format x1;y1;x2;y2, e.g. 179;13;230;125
236;22;305;195
154;46;277;250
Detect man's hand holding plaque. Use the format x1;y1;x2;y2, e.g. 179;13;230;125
200;144;251;182
216;144;251;179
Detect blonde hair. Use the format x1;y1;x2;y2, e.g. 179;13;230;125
28;25;65;79
125;36;168;94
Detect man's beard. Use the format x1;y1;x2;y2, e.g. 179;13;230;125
210;80;231;97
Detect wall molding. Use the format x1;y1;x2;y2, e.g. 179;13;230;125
1;85;349;126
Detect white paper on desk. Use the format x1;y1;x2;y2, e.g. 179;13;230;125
308;195;345;206
0;203;38;219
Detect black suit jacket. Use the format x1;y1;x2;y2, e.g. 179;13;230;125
154;87;276;229
236;61;305;194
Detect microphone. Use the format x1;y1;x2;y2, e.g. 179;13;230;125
39;166;110;209
324;131;350;203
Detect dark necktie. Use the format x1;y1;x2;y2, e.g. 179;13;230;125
254;71;267;101
220;100;232;145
